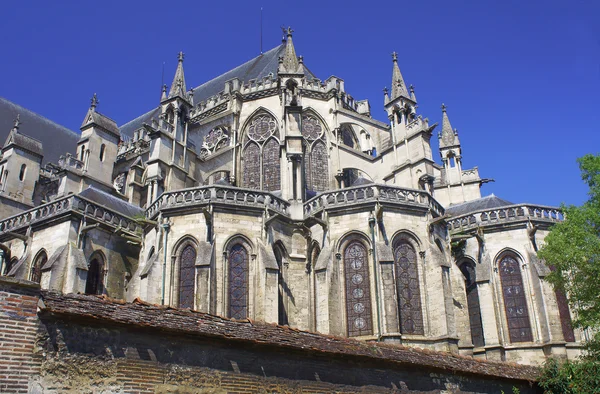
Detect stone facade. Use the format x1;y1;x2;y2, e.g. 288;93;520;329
0;29;581;369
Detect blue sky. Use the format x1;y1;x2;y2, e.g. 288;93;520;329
1;0;598;207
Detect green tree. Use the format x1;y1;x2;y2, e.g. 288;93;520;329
537;154;600;392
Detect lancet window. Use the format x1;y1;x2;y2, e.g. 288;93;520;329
85;254;104;295
498;254;533;342
30;250;47;284
242;114;281;191
199;126;230;161
344;240;373;337
178;245;196;309
228;243;249;319
393;240;424;335
459;261;485;347
302;114;329;193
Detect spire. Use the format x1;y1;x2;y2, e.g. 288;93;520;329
168;51;187;99
383;87;390;105
280;27;301;74
409;85;417;102
161;84;168;101
390;52;410;100
439;104;460;148
90;93;99;111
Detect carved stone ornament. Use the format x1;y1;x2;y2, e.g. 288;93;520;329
113;173;125;192
199;126;229;161
301;114;323;140
247;115;277;142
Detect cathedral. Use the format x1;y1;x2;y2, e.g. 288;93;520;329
0;29;580;367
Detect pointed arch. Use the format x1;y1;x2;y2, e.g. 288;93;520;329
30;249;47;284
262;138;281;191
225;236;253;319
85;251;105;295
392;234;424;335
172;236;200;309
239;107;280;141
458;258;485;347
338;232;373;337
497;252;533;343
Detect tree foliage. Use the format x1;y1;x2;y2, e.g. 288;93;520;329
537;154;600;391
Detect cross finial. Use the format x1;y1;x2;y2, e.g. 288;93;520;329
392;51;398;62
441;103;447;112
178;51;185;62
410;84;415;93
13;114;20;130
90;93;99;109
383;87;389;95
286;26;294;37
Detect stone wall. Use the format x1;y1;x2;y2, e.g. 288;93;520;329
0;277;542;393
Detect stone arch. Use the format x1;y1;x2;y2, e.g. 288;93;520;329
495;250;533;343
458;257;485;347
338;232;374;337
224;235;254;319
338;123;361;150
391;232;424;335
171;236;200;309
85;250;106;295
30;249;47;283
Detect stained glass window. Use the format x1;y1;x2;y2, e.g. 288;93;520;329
310;141;329;192
394;241;424;335
179;245;196;309
341;126;355;148
242;143;260;189
228;244;249;319
459;262;485;347
262;139;281;191
85;257;103;295
344;241;373;337
247;115;277;141
301;115;323;140
499;255;533;342
30;251;47;284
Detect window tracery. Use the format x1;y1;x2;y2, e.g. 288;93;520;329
302;114;329;193
228;243;249;319
242;114;281;191
393;241;424;335
178;244;196;309
199;126;230;161
499;255;533;342
344;240;373;337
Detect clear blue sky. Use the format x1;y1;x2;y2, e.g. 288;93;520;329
1;0;598;207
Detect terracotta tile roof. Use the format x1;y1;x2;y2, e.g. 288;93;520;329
38;291;540;383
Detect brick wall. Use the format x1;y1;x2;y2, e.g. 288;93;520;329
0;277;41;393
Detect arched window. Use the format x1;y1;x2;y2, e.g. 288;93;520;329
340;126;356;149
178;244;196;309
3;257;18;276
393;240;424;335
302;114;329;193
344;240;373;337
498;254;533;342
241;114;280;191
80;145;85;161
99;144;106;162
459;261;485;347
18;164;26;181
228;243;249;319
30;250;47;284
85;255;104;295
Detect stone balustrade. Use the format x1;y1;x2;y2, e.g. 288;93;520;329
0;195;142;237
146;185;291;219
448;204;563;234
304;184;444;218
58;153;85;172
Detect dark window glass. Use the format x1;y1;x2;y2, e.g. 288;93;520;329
344;241;373;337
228;244;249;319
85;258;103;295
179;245;196;309
18;164;26;181
99;144;106;161
341;127;355;148
31;251;47;284
242;143;260;189
459;262;485;347
394;241;424;335
262;138;280;191
499;255;533;342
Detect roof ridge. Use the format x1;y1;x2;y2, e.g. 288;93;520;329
0;96;79;138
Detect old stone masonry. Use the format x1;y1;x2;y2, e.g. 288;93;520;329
0;28;579;372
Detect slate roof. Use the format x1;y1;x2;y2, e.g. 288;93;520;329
3;130;44;157
120;44;317;138
78;186;144;218
446;194;514;217
0;96;80;164
39;291;541;382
